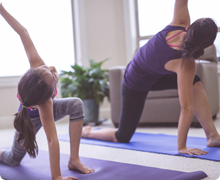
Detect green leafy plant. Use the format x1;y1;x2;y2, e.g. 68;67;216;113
59;59;109;105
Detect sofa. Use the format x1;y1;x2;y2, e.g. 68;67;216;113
109;45;219;127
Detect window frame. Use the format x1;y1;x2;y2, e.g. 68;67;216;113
134;0;220;51
134;0;154;50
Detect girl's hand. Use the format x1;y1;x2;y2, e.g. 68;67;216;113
54;176;78;180
178;147;208;156
0;2;4;14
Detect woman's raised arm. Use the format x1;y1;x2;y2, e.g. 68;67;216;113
170;0;190;27
0;3;44;69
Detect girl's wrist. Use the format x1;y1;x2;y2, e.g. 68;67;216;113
53;175;62;180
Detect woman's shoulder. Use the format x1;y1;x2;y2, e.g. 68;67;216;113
163;24;187;32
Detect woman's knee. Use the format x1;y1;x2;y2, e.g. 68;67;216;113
115;131;132;143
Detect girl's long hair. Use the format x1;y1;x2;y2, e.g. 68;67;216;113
182;18;218;60
14;68;54;158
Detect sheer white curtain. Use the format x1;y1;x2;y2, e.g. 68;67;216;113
137;0;220;57
0;0;74;77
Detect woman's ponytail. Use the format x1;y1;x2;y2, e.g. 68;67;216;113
14;108;38;158
182;45;204;59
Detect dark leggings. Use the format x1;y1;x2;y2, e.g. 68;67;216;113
115;73;201;143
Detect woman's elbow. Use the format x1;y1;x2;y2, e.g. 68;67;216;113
180;105;193;113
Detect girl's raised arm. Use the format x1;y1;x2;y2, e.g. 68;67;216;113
170;0;190;27
0;3;44;69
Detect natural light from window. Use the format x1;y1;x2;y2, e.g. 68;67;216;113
137;0;220;57
0;0;74;77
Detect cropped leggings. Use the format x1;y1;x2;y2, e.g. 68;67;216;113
1;97;84;166
115;73;201;143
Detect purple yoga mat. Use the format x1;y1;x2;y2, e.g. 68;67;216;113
58;132;220;161
0;150;207;180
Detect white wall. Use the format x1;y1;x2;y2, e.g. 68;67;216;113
0;0;129;129
1;0;220;130
0;77;21;129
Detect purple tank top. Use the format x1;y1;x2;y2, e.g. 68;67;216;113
124;25;186;91
18;104;40;118
17;87;57;118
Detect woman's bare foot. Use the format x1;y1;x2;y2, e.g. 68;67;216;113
81;126;91;138
207;134;220;147
81;126;118;142
68;159;94;174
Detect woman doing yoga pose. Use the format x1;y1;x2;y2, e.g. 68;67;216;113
82;0;220;156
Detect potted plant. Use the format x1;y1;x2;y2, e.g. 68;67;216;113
59;58;110;125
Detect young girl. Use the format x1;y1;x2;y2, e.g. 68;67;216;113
82;0;220;156
0;3;94;180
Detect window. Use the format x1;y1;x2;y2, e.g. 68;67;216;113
0;0;74;77
136;0;220;58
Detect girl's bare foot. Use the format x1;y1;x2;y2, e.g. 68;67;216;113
207;134;220;147
81;126;91;138
68;159;94;174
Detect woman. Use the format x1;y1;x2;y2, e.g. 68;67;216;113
0;3;94;180
82;0;220;156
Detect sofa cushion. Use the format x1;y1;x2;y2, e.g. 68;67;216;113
147;89;178;99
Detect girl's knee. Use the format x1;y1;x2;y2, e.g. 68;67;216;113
70;98;84;112
69;98;84;120
7;160;20;166
1;151;21;166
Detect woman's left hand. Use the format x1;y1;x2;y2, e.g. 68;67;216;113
178;147;208;156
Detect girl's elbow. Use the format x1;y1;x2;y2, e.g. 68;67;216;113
47;137;59;146
19;28;28;36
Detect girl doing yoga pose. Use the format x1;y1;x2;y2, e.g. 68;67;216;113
0;3;94;180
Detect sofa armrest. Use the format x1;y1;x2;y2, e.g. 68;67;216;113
109;66;126;123
195;60;219;116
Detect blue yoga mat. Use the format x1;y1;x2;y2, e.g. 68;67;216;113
58;132;220;161
0;150;207;180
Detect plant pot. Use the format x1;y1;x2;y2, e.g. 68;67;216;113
83;99;99;123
